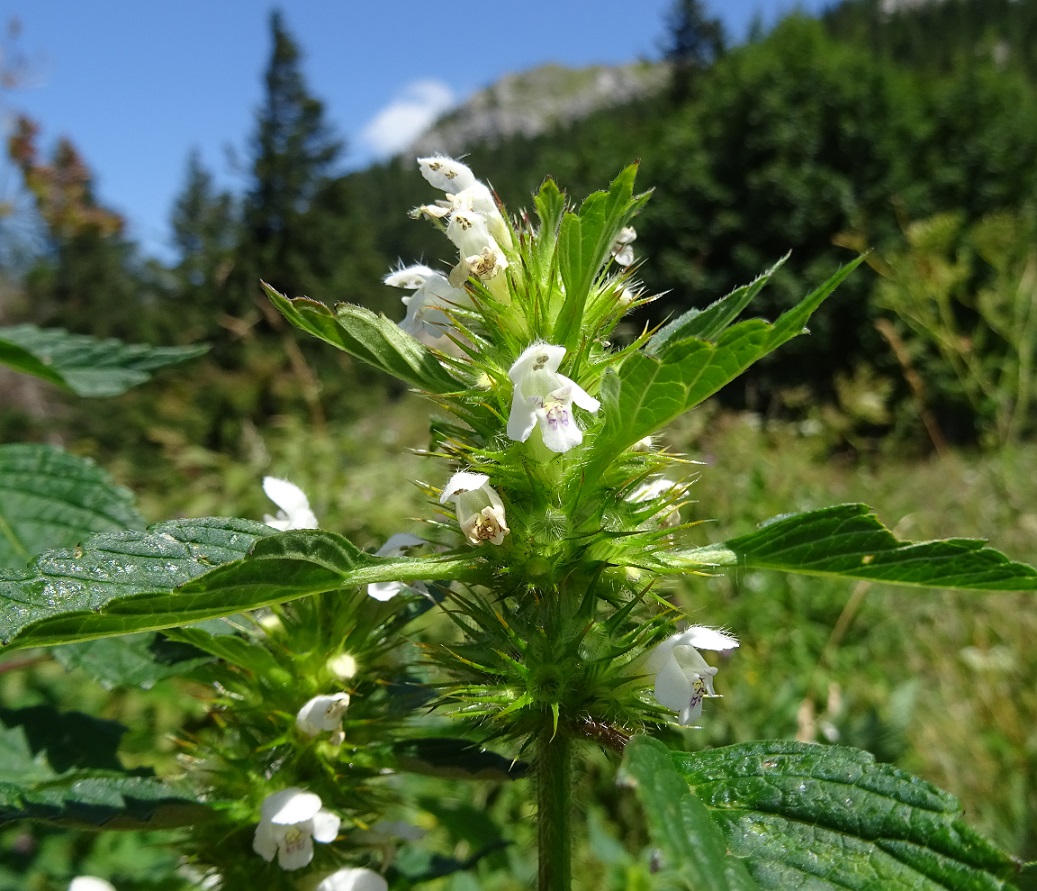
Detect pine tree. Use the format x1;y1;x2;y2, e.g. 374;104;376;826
169;150;237;340
660;0;725;102
234;9;343;311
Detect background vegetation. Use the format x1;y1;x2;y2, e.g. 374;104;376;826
2;0;1036;887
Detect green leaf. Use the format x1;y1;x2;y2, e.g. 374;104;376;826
585;257;864;474
620;735;760;890
673;740;1022;890
0;524;476;650
0;518;273;649
263;283;466;393
555;164;650;343
0;705;212;829
648;255;789;352
0;324;206;397
392;737;528;781
679;503;1037;591
51;633;213;690
163;624;284;677
0;444;144;570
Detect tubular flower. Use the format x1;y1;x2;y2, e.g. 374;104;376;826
440;471;510;546
507;343;600;453
417;155;510;242
385;264;470;346
252;787;340;871
315;868;389;891
611;225;637;266
446;208;508;285
646;626;739;726
367;533;428;601
296;692;351;744
417;155;478;193
262;477;319;530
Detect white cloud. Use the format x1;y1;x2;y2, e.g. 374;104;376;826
358;80;456;158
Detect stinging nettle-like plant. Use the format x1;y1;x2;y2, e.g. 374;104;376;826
1;159;1036;890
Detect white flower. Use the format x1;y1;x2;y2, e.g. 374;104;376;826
507;343;600;453
69;880;116;891
384;263;436;289
446;208;508;284
646;627;738;726
368;533;427;601
417;157;508;237
252;788;340;871
385;264;470;345
417;155;478;193
315;867;389;891
262;477;319;531
440;471;510;546
611;226;637;267
296;692;351;744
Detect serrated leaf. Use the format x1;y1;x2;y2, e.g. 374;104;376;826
0;706;212;829
620;735;760;890
673;740;1021;890
0;517;272;648
0;524;476;650
555;164;650;343
263;283;466;393
534;177;566;241
0;324;206;397
648;255;789;353
51;633;213;690
585;257;863;474
680;504;1037;591
0;444;144;569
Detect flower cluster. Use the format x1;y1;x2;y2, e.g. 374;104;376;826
415;155;512;290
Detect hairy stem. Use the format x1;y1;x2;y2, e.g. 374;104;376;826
537;728;572;891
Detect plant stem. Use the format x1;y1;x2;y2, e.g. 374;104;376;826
537;727;572;891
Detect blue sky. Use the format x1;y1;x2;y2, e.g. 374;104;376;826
2;1;832;260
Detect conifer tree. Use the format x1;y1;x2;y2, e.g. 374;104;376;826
169;150;237;340
232;9;343;313
660;0;725;102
